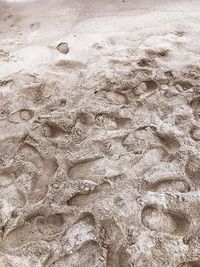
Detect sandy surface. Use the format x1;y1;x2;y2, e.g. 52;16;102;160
1;0;200;266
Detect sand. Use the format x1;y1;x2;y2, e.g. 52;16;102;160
1;0;200;266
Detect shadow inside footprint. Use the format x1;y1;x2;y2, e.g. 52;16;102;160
50;240;102;267
156;133;180;153
42;124;67;138
145;48;170;58
143;80;158;92
68;157;117;182
149;180;190;193
190;126;200;141
190;96;200;118
35;213;65;236
185;155;200;187
178;261;200;267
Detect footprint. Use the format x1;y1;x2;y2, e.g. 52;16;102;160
118;247;134;267
137;58;156;68
141;206;189;235
175;114;191;129
17;76;44;105
131;148;165;178
50;240;102;267
100;218;124;267
182;65;200;80
0;171;13;187
68;157;117;182
0;137;21;167
77;112;95;126
56;98;66;108
185;155;200;186
3;223;40;249
41;124;67;138
190;96;200;118
178;261;200;267
17;143;44;170
9;109;34;123
35;213;65;236
175;80;193;90
143;80;158;92
37;113;74;133
156;132;180;153
115;117;131;128
8;187;26;208
16;143;55;200
149;180;190;193
68;182;111;207
134;80;158;96
164;70;174;78
190;126;200;141
95;113;131;130
66;213;96;248
122;133;146;154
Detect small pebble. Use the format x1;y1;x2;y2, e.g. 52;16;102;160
57;42;69;54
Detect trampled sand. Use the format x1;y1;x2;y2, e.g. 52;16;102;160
1;1;200;266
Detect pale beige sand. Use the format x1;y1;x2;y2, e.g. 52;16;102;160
1;1;200;266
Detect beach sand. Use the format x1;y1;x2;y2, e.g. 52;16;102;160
0;1;200;266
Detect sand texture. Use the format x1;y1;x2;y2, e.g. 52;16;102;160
1;0;200;266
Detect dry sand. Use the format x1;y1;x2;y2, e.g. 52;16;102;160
1;0;200;266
